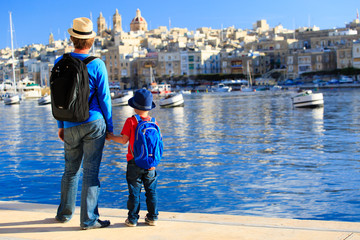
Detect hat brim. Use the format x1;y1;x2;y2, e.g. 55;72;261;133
128;97;156;110
68;28;96;39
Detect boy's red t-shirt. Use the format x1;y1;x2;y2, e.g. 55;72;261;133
121;115;152;161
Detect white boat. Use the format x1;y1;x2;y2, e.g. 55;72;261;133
147;66;171;95
270;85;282;91
150;83;171;95
4;93;20;105
112;90;133;106
4;12;21;105
241;61;254;92
291;90;324;108
240;85;255;92
180;90;191;94
159;93;184;108
213;83;232;92
0;80;15;94
18;78;42;99
38;94;51;105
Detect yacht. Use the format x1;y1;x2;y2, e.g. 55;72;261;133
18;78;42;99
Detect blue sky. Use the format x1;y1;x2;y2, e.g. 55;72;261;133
1;0;359;50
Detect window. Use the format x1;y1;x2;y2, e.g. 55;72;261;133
287;56;293;64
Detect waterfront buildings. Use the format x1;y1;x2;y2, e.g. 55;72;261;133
2;9;360;88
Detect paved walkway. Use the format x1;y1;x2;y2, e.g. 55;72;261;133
0;201;360;240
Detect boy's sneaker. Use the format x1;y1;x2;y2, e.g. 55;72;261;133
145;217;157;226
125;218;137;227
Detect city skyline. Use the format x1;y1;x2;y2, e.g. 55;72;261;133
1;0;359;50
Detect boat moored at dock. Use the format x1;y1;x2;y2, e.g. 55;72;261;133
111;90;133;106
3;93;20;105
38;94;51;105
291;90;324;108
159;93;184;108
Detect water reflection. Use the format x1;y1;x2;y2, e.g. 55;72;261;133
1;89;360;222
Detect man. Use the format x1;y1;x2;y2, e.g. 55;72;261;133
55;17;113;230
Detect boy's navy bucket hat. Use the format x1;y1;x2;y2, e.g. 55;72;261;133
128;89;156;111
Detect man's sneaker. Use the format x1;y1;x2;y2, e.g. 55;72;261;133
55;216;70;223
125;218;137;227
81;219;111;230
145;217;157;226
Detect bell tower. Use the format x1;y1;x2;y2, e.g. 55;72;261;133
97;12;106;37
113;9;122;34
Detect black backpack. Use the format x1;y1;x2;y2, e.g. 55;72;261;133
50;53;97;122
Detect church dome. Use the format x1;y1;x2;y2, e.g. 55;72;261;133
130;9;148;31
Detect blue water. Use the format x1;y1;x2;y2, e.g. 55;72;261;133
1;88;360;222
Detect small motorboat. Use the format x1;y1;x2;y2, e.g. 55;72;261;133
159;93;184;108
270;85;282;91
180;90;191;94
112;90;133;106
291;90;324;108
213;83;232;92
3;93;20;105
38;94;51;105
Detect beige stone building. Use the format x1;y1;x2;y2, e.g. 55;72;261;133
353;40;360;68
286;50;336;79
253;20;270;33
102;45;146;89
180;47;221;76
157;52;181;77
337;45;353;69
132;55;159;88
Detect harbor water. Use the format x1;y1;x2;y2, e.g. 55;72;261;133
1;88;360;222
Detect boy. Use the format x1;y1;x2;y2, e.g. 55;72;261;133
107;89;159;227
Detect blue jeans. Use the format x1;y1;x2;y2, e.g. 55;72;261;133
126;159;158;224
56;119;106;228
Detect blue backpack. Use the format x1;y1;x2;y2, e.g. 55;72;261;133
131;115;163;169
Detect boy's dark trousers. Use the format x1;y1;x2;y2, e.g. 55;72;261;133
126;159;158;224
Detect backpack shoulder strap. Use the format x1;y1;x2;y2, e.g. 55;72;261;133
83;56;98;65
134;114;141;123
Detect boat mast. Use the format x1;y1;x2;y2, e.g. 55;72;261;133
247;61;252;87
9;12;16;92
150;65;153;84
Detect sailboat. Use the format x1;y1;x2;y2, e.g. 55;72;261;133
241;61;255;92
4;12;20;105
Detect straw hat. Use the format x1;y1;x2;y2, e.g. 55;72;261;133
67;17;96;39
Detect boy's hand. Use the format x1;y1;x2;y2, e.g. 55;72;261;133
106;132;114;141
58;128;64;142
